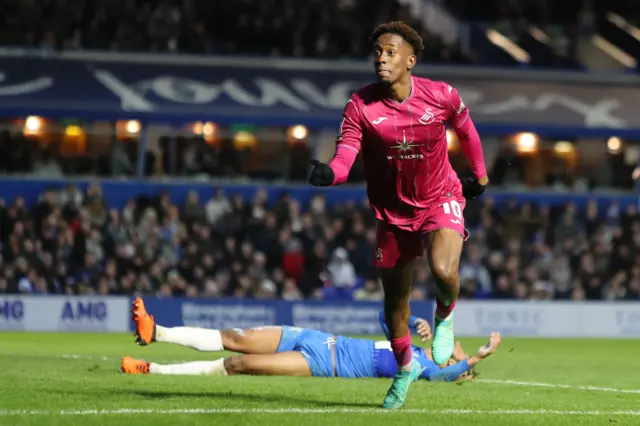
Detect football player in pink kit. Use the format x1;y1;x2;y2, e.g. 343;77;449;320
309;22;488;409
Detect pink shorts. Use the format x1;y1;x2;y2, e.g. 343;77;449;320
373;194;469;269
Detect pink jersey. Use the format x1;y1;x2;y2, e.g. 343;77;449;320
328;76;486;230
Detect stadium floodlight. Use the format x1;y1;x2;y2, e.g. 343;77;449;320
203;122;216;137
24;116;42;134
515;132;538;154
65;125;83;137
125;120;141;134
290;125;308;140
554;141;574;154
192;121;203;135
234;131;257;149
607;136;622;154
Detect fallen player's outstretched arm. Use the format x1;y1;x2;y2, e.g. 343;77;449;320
424;332;501;382
423;359;472;382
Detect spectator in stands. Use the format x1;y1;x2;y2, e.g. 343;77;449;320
281;233;304;284
282;278;304;301
182;191;206;225
205;189;231;227
18;268;38;294
32;149;64;178
603;271;627;301
491;274;513;299
256;279;278;299
459;244;492;296
327;247;357;289
0;0;471;63
353;278;384;301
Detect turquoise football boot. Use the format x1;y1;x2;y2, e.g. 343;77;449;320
382;359;424;409
431;312;455;365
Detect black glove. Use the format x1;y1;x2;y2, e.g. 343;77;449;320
462;177;488;200
309;160;335;187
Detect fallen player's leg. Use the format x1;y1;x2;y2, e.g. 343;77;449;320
121;356;227;376
131;297;283;354
122;351;312;377
224;352;312;376
132;297;222;351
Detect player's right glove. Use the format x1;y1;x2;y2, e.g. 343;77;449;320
309;160;335;187
461;177;488;200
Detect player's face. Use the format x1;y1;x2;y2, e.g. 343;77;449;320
373;33;416;85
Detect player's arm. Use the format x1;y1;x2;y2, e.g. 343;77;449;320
309;98;363;187
444;84;489;196
378;311;432;342
424;332;501;382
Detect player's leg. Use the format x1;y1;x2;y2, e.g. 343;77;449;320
220;327;284;354
132;297;282;354
121;352;311;377
425;197;467;365
379;262;416;369
132;297;223;351
426;228;463;364
157;326;284;354
121;355;228;376
224;352;312;376
375;223;425;409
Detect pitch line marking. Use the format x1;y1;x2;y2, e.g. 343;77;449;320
1;408;640;416
480;379;640;394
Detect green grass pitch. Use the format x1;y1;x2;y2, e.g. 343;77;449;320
1;333;639;425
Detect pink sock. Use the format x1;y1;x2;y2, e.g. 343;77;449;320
390;334;413;368
436;297;457;319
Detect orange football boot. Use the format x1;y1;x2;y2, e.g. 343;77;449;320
121;356;150;375
132;297;156;346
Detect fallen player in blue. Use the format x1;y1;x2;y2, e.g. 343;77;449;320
123;298;501;394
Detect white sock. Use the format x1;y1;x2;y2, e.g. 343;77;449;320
155;326;224;352
149;358;228;376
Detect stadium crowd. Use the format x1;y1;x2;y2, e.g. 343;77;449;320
0;0;470;63
0;184;638;302
3;0;640;69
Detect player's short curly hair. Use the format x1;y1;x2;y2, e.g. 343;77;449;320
370;21;425;54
